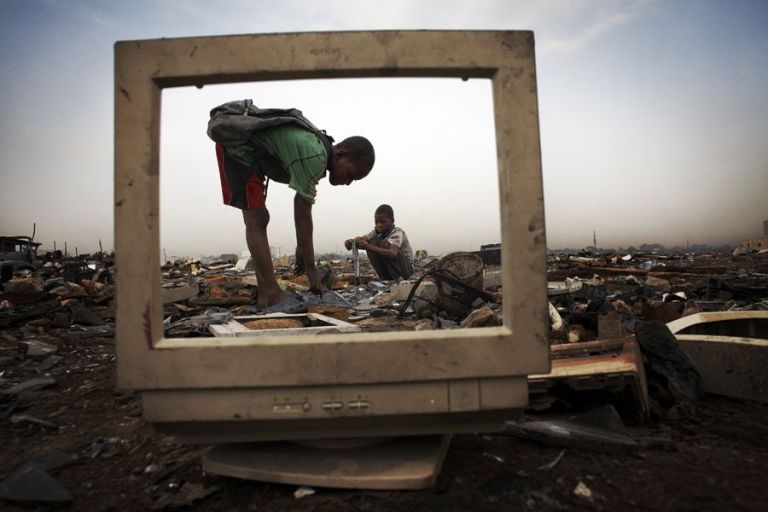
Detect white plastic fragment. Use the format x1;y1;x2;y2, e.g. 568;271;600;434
294;486;315;499
573;481;593;500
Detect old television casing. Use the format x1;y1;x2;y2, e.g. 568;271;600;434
114;30;549;443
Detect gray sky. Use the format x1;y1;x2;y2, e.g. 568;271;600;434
1;0;766;258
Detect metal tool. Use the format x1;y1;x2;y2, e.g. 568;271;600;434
351;241;360;279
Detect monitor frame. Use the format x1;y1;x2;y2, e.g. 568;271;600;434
114;30;549;394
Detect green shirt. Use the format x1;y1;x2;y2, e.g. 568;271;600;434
225;125;328;203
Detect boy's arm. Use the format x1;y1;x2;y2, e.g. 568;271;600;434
359;239;401;259
345;231;373;250
293;193;322;293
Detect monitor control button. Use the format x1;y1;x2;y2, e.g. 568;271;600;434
321;401;344;411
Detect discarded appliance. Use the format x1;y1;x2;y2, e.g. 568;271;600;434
479;243;501;265
429;252;487;312
209;312;361;337
115;30;548;491
528;338;650;420
667;311;768;403
203;435;451;491
547;278;584;296
399;252;493;318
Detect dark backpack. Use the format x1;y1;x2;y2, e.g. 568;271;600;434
207;100;335;163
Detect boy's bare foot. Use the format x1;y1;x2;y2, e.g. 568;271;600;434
256;288;285;308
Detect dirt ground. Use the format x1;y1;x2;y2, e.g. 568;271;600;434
2;329;767;512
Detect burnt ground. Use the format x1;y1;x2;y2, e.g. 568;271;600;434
1;330;767;512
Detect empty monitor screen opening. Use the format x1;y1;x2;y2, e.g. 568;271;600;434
159;78;502;343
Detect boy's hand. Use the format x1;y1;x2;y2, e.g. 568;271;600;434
344;239;354;250
356;238;368;249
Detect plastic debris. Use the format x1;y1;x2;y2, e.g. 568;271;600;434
294;486;316;499
573;481;593;500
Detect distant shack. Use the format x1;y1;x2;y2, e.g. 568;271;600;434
0;236;41;259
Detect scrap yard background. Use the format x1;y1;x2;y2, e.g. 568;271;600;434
2;0;768;510
2;245;768;510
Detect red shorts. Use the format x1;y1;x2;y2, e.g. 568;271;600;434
215;144;267;210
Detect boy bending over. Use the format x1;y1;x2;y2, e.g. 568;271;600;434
216;121;374;309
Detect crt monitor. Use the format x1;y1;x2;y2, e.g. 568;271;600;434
114;30;549;444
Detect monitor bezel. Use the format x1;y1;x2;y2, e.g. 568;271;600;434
114;30;549;390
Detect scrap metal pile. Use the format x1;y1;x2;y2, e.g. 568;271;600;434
2;246;767;396
1;245;767;506
540;249;768;419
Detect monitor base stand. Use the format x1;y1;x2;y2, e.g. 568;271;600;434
202;435;452;490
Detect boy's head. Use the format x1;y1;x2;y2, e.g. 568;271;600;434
374;204;394;233
329;136;375;186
